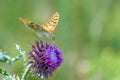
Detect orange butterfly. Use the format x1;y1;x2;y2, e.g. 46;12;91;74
19;12;59;37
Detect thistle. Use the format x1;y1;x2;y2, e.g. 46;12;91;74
28;40;64;79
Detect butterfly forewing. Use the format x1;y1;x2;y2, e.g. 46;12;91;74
40;12;59;33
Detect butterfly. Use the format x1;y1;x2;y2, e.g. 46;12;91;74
19;12;59;37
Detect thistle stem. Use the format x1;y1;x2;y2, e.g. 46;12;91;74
21;64;31;80
0;68;10;76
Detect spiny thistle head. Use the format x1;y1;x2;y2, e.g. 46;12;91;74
28;40;64;78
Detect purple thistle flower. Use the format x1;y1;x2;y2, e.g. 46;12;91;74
28;40;64;78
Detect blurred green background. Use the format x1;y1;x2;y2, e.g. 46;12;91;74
0;0;120;80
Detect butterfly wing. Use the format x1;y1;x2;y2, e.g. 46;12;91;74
19;18;47;37
40;12;59;33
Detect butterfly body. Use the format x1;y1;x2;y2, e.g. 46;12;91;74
19;12;59;37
